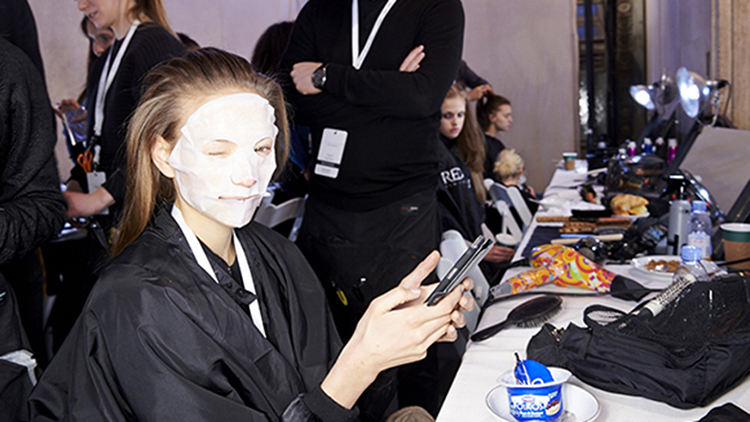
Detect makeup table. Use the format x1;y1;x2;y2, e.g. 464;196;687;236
436;164;750;421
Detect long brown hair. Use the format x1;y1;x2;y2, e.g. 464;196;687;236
444;84;486;202
112;48;290;257
476;91;510;132
129;0;175;36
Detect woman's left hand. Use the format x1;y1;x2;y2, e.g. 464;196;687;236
436;278;474;342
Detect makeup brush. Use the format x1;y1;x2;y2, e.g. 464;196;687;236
471;295;563;342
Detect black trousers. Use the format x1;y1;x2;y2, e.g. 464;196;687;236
297;190;443;417
1;250;47;368
297;190;440;339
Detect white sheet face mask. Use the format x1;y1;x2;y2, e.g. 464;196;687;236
169;93;278;228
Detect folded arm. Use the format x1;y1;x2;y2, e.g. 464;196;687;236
281;0;464;124
0;49;66;264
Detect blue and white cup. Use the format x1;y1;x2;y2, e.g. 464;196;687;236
499;367;572;421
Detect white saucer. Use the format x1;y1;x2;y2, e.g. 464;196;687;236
486;383;600;422
631;255;679;281
628;211;650;221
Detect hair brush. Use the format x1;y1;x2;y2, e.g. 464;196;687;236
471;295;562;342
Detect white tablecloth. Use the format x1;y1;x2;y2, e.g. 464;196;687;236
436;166;750;421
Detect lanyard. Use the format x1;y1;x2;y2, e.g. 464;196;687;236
351;0;397;70
93;19;140;138
171;205;266;337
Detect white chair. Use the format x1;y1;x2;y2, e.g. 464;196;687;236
505;185;533;228
484;179;525;239
254;191;307;242
438;230;491;333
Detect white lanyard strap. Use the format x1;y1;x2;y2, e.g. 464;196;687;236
93;19;140;138
351;0;397;70
171;206;266;337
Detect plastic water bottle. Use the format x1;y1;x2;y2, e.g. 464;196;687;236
654;137;665;160
626;141;637;157
642;138;653;154
639;246;708;317
687;201;712;259
668;198;691;255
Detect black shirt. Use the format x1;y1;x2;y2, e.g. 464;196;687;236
200;241;255;319
281;0;465;211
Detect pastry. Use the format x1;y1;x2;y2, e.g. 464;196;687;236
610;194;649;216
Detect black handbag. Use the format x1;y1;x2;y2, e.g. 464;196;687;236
526;274;750;409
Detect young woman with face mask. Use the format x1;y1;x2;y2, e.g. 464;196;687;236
29;49;473;422
64;0;185;226
437;85;514;265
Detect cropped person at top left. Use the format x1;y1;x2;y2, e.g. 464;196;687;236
64;0;185;227
54;17;115;163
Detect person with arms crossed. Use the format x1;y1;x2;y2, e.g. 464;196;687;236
280;1;464;415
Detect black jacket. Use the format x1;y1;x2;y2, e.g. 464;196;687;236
0;36;65;422
436;135;485;240
0;38;66;265
29;209;359;422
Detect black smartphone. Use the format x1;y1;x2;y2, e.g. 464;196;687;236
424;235;494;306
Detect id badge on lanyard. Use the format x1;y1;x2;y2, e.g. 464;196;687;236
87;20;140;215
351;0;398;70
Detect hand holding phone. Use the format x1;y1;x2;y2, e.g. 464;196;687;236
425;235;493;306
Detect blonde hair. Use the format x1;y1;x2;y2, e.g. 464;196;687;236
112;48;290;257
129;0;176;36
494;148;524;183
444;84;486;202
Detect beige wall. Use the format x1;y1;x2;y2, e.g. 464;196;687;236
462;0;580;191
31;0;580;192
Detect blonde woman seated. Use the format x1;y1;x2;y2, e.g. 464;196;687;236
29;49;472;422
494;148;539;215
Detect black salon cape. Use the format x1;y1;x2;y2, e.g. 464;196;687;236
28;209;347;421
436;135;485;240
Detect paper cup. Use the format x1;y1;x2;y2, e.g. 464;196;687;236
562;152;577;170
496;233;521;248
722;223;750;269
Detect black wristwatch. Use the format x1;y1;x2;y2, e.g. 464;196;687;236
311;64;328;90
